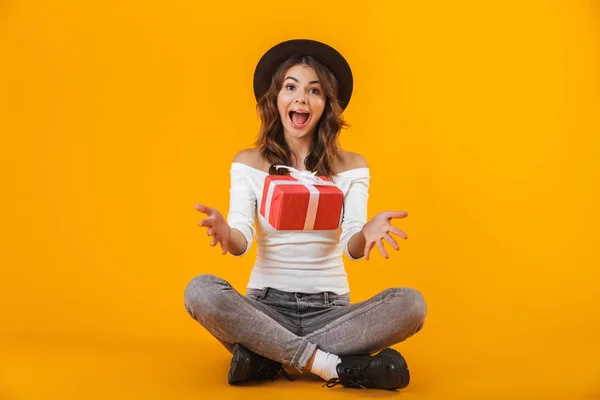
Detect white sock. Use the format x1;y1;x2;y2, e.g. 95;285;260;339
310;349;341;381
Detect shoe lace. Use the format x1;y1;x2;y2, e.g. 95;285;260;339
323;367;368;389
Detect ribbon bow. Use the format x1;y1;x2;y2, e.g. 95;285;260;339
274;165;329;185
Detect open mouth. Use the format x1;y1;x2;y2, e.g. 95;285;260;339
288;111;310;129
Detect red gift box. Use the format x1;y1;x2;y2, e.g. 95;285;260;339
260;167;344;231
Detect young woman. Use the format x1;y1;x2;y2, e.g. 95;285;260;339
185;39;427;391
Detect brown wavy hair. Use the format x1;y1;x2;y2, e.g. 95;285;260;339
254;55;350;180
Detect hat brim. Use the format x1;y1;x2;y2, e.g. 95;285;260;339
253;39;353;111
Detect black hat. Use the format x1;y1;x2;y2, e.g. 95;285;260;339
253;39;354;111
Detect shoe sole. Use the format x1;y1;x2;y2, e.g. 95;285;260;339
228;345;245;385
377;348;410;390
228;345;284;385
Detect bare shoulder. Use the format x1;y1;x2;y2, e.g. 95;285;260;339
334;150;369;173
232;148;269;172
348;151;369;169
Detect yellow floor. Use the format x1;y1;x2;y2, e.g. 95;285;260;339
2;332;597;400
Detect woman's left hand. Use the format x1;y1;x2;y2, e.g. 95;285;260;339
362;211;408;260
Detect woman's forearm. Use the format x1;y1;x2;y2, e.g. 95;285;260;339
228;227;248;256
347;228;366;259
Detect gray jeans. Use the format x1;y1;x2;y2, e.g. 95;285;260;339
184;274;427;372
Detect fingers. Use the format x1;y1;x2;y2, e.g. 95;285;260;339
364;230;405;260
383;233;399;251
376;239;389;259
206;230;228;255
364;241;375;261
210;235;228;256
196;204;227;254
386;211;408;219
220;238;228;255
198;219;213;228
388;225;408;240
198;217;228;254
194;204;213;215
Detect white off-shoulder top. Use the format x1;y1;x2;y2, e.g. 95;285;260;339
227;162;370;295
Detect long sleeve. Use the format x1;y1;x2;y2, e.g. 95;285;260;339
339;170;370;260
226;167;257;257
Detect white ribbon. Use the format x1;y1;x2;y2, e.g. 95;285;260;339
274;165;331;186
265;165;336;230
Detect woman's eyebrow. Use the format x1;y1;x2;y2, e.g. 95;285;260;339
284;76;321;85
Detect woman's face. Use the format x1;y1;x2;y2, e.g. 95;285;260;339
276;64;326;140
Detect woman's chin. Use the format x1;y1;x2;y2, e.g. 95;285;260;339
285;128;314;139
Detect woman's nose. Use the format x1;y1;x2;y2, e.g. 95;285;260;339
295;90;307;103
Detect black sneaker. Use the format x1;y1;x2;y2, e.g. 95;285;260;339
324;348;410;390
228;344;295;385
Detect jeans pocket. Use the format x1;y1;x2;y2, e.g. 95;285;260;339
330;300;349;307
329;294;351;307
246;290;262;301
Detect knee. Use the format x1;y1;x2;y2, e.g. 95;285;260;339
389;287;428;333
183;274;228;318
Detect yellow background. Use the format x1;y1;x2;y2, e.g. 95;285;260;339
1;0;598;399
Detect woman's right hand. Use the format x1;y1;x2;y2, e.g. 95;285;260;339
194;204;231;255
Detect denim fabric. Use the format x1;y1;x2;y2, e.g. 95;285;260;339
184;274;427;372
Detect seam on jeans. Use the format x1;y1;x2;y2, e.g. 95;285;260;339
296;341;317;372
298;302;303;334
303;289;400;338
300;293;388;329
246;297;298;328
260;287;269;299
290;339;312;370
291;340;304;363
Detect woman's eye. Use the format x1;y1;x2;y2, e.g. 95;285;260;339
285;84;295;90
309;88;320;94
